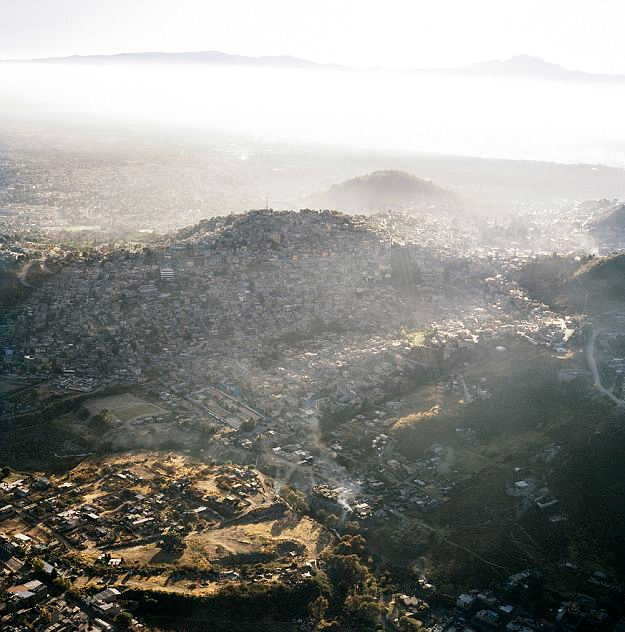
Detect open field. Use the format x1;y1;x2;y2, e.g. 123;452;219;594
0;376;42;397
85;392;167;422
93;513;329;570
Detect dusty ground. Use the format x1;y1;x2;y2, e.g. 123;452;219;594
85;393;167;422
53;452;332;595
93;512;329;569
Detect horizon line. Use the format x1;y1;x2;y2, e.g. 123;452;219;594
1;49;620;76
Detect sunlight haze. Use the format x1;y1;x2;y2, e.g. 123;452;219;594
2;0;625;74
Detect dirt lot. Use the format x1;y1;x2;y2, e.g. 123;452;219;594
85;393;167;422
97;512;329;570
59;452;331;573
48;452;333;597
74;570;228;596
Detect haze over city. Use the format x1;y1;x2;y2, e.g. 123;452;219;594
1;3;625;632
3;0;625;166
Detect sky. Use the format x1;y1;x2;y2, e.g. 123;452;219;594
1;0;625;74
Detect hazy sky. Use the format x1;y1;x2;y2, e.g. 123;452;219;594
1;0;624;73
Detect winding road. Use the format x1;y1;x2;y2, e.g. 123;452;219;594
586;329;625;408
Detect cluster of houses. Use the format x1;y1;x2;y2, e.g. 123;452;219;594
0;210;491;402
0;456;273;559
0;455;308;629
0;210;584;473
0;520;123;631
391;564;625;632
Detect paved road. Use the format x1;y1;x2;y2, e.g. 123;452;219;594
586;330;625;407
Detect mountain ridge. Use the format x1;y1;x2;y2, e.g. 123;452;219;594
452;54;625;83
3;49;349;70
5;50;625;83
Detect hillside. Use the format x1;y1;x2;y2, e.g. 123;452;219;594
566;254;625;305
305;170;454;213
588;202;625;235
518;253;625;311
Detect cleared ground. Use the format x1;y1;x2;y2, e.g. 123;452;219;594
0;376;36;396
52;452;332;596
85;393;166;422
98;513;329;569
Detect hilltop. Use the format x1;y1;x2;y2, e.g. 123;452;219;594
305;170;454;213
175;208;379;248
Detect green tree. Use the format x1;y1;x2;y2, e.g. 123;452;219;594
280;485;310;513
344;589;385;628
239;419;256;433
344;521;361;535
160;532;185;552
325;513;339;529
309;595;329;625
52;576;70;591
336;535;367;558
90;408;116;434
31;557;45;572
398;615;426;631
115;611;133;629
324;553;369;592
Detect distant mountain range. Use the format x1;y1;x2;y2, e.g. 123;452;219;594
452;54;625;83
6;50;625;83
304;170;455;213
6;50;348;70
